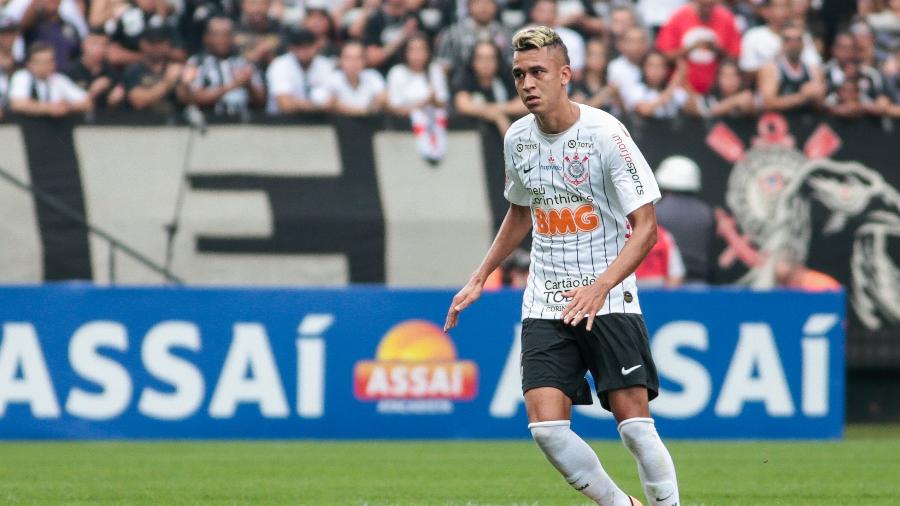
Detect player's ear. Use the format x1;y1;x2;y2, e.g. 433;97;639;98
560;64;572;87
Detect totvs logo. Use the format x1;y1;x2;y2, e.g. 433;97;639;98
354;321;478;405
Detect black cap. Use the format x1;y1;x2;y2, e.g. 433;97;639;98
0;15;20;32
286;27;316;47
140;25;174;43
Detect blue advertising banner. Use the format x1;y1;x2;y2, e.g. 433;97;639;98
0;286;843;439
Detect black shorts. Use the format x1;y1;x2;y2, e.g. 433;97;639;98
520;314;659;411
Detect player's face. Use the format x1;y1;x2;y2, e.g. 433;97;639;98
512;46;571;114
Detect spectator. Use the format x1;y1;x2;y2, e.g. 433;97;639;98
655;0;741;94
636;0;687;34
406;0;457;39
107;0;181;67
9;41;91;116
824;59;888;118
867;0;900;56
635;224;687;289
690;59;757;117
265;27;334;115
317;40;386;116
435;0;509;85
850;20;888;68
740;0;821;78
386;33;449;164
608;26;648;92
607;4;642;52
453;40;524;134
621;50;690;118
554;0;605;38
823;31;889;108
186;17;265;117
303;7;340;58
654;155;713;284
234;0;282;68
757;23;826;112
122;26;190;113
362;0;420;74
66;31;125;109
0;18;21;118
5;0;88;74
571;38;618;112
528;0;586;77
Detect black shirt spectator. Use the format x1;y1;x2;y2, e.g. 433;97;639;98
452;40;524;135
234;0;281;68
122;26;189;115
66;31;124;109
107;0;181;67
363;0;420;74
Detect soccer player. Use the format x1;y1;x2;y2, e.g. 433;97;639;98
444;26;680;506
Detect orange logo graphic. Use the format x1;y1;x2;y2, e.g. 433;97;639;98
354;320;478;401
534;204;600;236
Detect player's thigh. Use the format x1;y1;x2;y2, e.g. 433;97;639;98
525;386;573;423
520;318;591;418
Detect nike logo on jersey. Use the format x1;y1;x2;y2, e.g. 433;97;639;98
621;364;642;375
524;164;535;173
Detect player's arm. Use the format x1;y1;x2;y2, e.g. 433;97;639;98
443;203;532;331
561;204;657;329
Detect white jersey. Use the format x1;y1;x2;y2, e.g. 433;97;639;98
504;103;661;321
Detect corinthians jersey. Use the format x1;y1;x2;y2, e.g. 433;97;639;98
504;103;661;320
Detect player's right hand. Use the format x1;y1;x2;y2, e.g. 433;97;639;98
444;279;483;332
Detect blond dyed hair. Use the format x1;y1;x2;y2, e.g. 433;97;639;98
511;25;570;65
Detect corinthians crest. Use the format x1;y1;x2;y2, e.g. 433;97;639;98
564;154;589;186
707;113;900;331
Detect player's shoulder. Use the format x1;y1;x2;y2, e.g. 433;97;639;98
503;114;536;146
576;103;627;140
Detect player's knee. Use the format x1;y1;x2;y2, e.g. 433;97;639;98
528;420;570;451
617;417;657;455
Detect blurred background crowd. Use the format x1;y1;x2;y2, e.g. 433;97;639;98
0;0;898;124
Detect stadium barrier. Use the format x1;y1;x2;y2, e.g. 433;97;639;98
0;285;844;439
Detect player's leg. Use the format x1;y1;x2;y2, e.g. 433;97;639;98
521;319;636;506
583;313;679;506
609;387;679;506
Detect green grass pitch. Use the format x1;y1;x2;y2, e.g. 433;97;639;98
1;425;898;505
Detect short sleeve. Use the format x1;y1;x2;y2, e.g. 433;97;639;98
601;121;661;216
56;74;88;102
503;132;532;206
738;32;763;72
266;58;301;97
8;71;31;100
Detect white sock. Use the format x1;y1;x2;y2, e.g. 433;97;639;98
618;418;679;506
529;420;633;506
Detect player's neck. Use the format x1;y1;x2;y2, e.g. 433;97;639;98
535;100;579;135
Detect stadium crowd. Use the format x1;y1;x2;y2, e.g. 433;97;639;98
0;0;897;125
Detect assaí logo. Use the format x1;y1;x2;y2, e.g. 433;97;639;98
353;320;478;414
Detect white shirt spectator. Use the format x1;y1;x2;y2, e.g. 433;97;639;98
316;68;385;109
265;53;334;114
607;55;642;91
620;83;688;118
9;69;87;103
555;26;585;72
739;25;822;73
386;61;448;109
636;0;687;29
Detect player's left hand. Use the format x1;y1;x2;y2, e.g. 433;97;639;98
561;282;610;331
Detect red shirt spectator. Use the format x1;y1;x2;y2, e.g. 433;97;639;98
656;0;741;94
635;225;686;288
